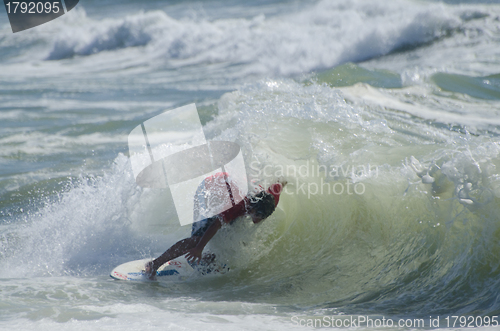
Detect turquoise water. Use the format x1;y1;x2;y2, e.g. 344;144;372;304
1;0;500;330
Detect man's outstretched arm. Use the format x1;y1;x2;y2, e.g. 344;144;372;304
185;217;222;263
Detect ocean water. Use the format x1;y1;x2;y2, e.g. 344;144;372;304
1;0;500;330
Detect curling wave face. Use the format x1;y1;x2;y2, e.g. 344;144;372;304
204;79;500;315
4;78;498;316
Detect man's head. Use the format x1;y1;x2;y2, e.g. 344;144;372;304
248;191;276;220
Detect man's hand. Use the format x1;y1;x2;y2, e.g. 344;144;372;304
185;246;203;264
277;178;287;187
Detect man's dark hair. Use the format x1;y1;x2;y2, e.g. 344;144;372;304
248;191;276;219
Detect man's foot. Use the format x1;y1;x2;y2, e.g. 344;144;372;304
144;261;156;280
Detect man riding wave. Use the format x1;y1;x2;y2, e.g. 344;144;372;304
145;172;285;279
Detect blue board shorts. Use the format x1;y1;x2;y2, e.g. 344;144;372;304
192;176;223;238
191;216;217;237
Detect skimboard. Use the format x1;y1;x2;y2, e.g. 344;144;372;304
110;256;228;282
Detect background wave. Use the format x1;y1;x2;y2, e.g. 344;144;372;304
2;0;494;77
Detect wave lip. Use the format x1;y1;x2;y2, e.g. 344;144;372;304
45;9;162;60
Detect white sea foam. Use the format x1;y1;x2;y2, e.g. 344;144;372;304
1;0;482;77
0;154;182;278
0;132;126;157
